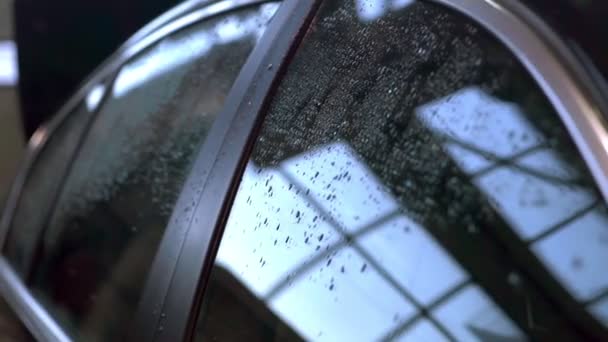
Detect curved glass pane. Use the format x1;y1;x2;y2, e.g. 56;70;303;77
195;1;608;341
4;101;95;276
22;3;279;341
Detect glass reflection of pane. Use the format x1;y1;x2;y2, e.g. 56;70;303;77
432;286;524;341
359;214;467;304
416;86;597;240
270;245;416;341
442;143;493;173
216;163;344;296
589;297;608;328
533;207;608;301
416;87;544;161
475;166;595;240
282;143;399;233
395;319;449;342
216;143;424;340
515;149;579;182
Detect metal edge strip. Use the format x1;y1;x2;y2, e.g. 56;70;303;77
0;0;268;248
430;0;608;201
0;257;69;342
130;1;319;340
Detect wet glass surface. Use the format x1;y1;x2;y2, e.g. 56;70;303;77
196;0;608;340
21;4;279;341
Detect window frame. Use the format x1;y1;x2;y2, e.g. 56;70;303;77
1;0;608;340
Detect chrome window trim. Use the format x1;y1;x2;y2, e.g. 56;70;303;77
0;0;278;340
0;258;69;342
431;0;608;201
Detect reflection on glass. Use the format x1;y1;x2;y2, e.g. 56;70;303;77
85;84;106;112
355;0;415;21
590;297;608;328
534;207;608;301
358;212;467;305
432;286;524;341
189;0;600;340
416;86;597;240
22;4;279;341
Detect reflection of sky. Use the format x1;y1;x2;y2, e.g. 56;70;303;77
415;86;608;326
216;141;523;341
112;3;279;97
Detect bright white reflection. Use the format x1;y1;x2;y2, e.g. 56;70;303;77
216;141;516;340
433;286;525;341
85;84;106;111
283;143;399;233
416;86;596;240
112;3;279;97
355;0;386;21
533;207;608;301
359;215;467;304
417;87;543;160
0;40;18;86
355;0;415;22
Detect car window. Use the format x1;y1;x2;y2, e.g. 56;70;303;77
19;3;280;341
194;0;608;341
4;101;96;277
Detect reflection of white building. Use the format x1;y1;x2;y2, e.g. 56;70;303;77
417;87;608;307
214;84;608;340
216;140;522;341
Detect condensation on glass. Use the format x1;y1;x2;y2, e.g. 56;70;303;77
195;0;608;341
11;4;279;341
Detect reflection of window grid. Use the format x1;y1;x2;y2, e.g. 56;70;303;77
435;133;607;317
264;168;470;341
257;130;607;339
